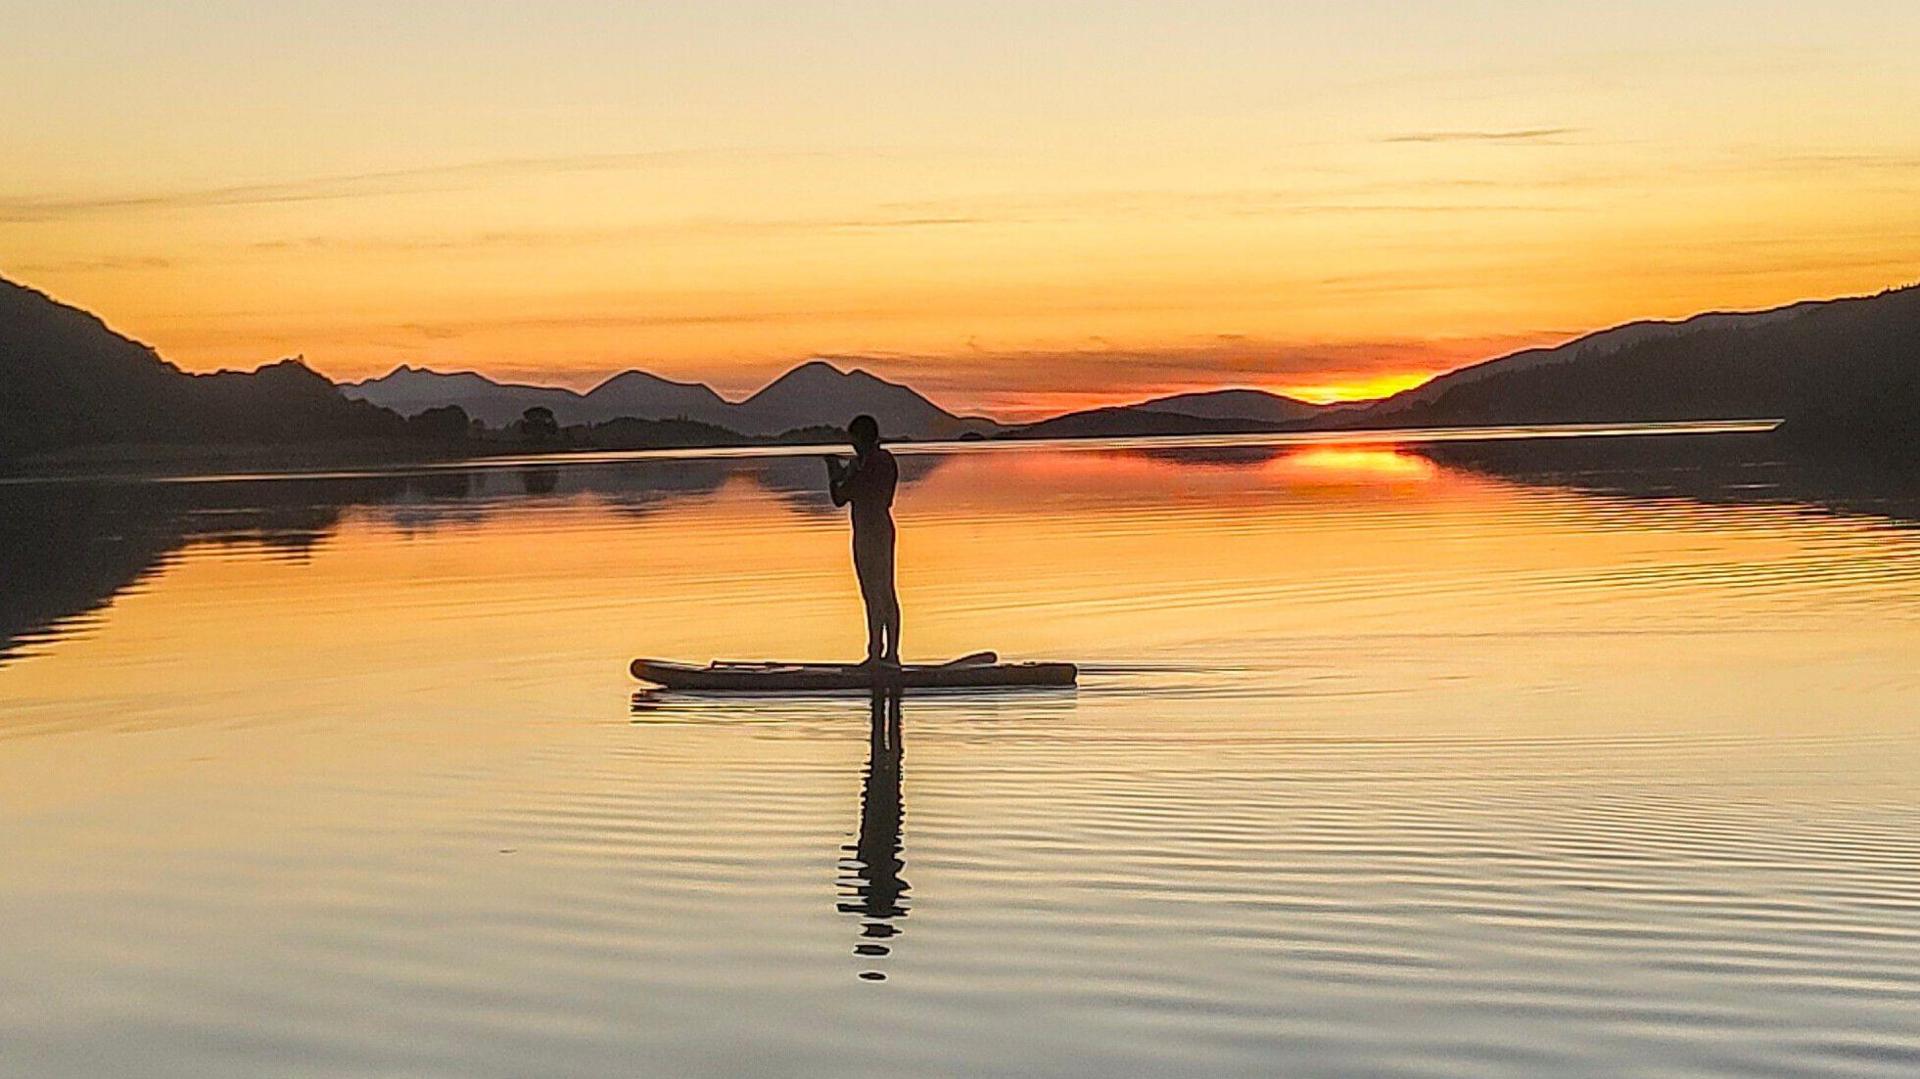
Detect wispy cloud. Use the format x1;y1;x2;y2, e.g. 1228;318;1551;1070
1381;127;1582;144
223;185;1577;260
1749;150;1920;174
0;148;842;223
242;213;996;256
166;305;916;354
8;255;174;274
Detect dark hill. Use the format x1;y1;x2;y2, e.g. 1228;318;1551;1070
1;276;403;457
342;365;736;428
1136;388;1328;424
728;360;998;439
1012;388;1335;438
1352;286;1920;430
1007;405;1289;440
340;366;587;427
345;358;998;439
581;416;745;450
586;369;734;428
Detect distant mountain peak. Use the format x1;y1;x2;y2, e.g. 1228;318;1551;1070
357;364;491;388
596;368;682;388
728;358;993;438
335;353;997;438
1128;387;1328;425
758;359;848;389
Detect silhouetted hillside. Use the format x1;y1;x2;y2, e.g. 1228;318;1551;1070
1775;294;1920;460
1375;303;1829;417
14;269;1917;465
1007;405;1290;440
1352;285;1920;433
1005;388;1339;438
341;367;589;427
1781;388;1920;460
591;370;735;427
726;360;998;438
1136;388;1329;424
344;365;735;428
344;359;999;439
578;416;745;450
1;276;407;458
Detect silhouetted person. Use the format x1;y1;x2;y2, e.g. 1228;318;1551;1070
837;690;908;979
825;414;900;665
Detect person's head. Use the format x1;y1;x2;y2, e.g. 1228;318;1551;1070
848;414;880;452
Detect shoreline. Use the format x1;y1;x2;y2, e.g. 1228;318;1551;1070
1;418;1785;486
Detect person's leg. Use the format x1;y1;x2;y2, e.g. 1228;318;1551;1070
855;531;898;664
880;583;901;663
862;589;886;663
876;536;900;663
864;587;883;656
854;536;882;663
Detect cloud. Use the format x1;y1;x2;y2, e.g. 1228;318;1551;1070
870;181;1598;225
241;213;997;256
10;170;1600;258
0;148;841;223
1748;151;1920;174
167;305;914;354
7;255;173;274
401;311;826;335
396;322;463;341
1381;127;1582;144
214;185;1575;262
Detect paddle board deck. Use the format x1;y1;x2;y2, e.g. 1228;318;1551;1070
630;652;1076;692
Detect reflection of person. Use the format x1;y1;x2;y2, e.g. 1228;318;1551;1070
825;414;901;665
838;690;908;978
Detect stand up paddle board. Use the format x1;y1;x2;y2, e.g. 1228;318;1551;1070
630;650;1077;692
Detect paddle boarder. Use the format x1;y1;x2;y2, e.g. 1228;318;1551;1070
825;414;901;666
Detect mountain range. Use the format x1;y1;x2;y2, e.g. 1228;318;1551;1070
1026;285;1918;443
343;361;1001;439
346;365;1340;441
4;270;1914;463
1352;284;1919;434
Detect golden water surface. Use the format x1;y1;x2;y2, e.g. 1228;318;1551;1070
2;428;1917;1077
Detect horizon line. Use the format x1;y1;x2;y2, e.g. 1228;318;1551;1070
307;280;1899;423
6;271;1908;426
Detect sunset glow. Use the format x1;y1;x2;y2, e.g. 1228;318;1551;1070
6;2;1919;416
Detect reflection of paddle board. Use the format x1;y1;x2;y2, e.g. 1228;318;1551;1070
630;650;1076;692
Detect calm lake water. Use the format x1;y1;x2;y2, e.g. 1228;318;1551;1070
3;426;1919;1077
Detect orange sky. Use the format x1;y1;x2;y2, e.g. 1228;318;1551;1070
5;3;1919;419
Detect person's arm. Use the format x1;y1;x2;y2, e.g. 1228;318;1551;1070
826;455;856;506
